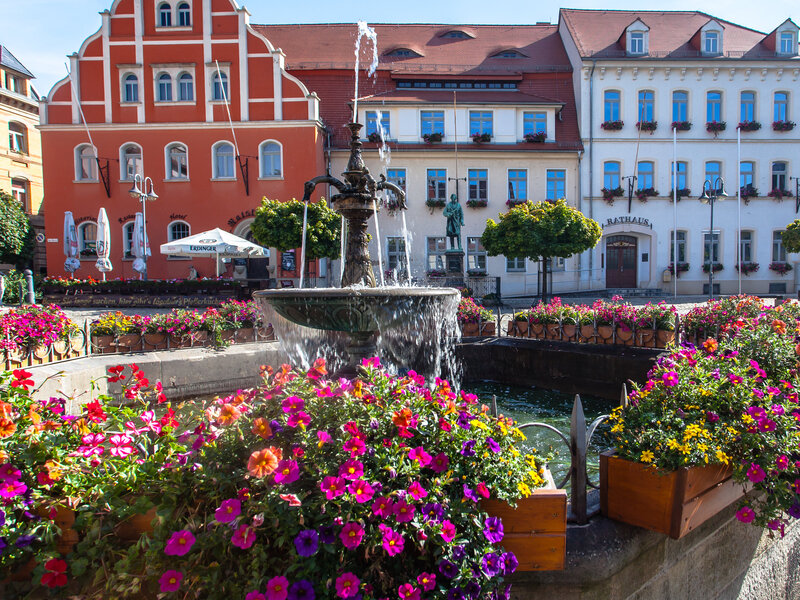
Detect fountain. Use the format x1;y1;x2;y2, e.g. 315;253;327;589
253;122;460;375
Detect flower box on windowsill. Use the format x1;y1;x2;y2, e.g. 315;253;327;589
601;186;624;205
740;185;759;204
769;262;793;276
635;188;658;202
601;120;624;131
466;198;488;208
524;132;547;143
506;199;527;208
425;198;446;208
636;120;658;134
422;133;443;143
735;262;760;276
738;121;762;132
705;121;727;135
472;133;492;144
701;262;723;273
669;188;691;200
768;188;793;200
772;120;796;132
367;132;383;143
466;269;487;277
426;269;446;277
667;262;689;277
671;121;692;131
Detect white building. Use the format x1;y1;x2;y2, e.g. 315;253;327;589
559;10;800;295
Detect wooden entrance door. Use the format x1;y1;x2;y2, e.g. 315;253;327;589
606;235;637;288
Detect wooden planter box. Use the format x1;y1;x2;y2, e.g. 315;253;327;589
600;451;745;539
481;487;567;571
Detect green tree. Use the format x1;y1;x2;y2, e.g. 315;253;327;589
0;190;33;269
481;199;602;301
251;198;341;261
781;220;800;254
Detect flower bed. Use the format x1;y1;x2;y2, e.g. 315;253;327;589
1;306;82;368
0;360;551;597
42;276;242;296
458;297;495;336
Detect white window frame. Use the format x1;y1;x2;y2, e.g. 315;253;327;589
506;256;526;273
212;71;229;102
672;161;688;191
386;168;406;205
467;237;487;272
740;230;754;263
772;161;788;191
427;169;447;202
365;111;390;139
703;230;721;264
469;111;493;136
670;230;687;264
78;222;98;258
122;73;140;103
604;161;621;190
523;112;547;136
386;236;408;274
157;2;172;27
672;91;688;122
603;90;621;122
11;178;28;210
468;169;488;202
167;220;191;260
703;31;720;55
508;169;527;202
740;91;756;122
426;237;447;271
773;230;787;262
637;161;654;190
546;169;566;201
740;161;754;189
165;142;189;180
8;122;26;154
706;91;723;123
258;140;283;179
629;32;645;55
212;141;236;180
774;92;790;122
151;65;196;104
120;143;143;181
420;111;445;136
177;72;194;101
638;90;654;122
778;30;797;56
75;144;98;182
157;72;173;102
176;1;191;27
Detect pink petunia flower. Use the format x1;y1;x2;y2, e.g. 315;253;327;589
476;482;490;498
164;530;195;556
661;371;679;387
393;500;415;523
440;520;456;542
407;481;428;500
339;522;364;549
335;572;361;599
736;506;756;523
320;476;346;499
316;431;333;446
338;459;364;480
245;591;266;600
371;496;394;518
343;437;366;457
0;479;27;498
408;446;432;467
417;572;436;592
281;396;305;414
430;452;449;473
381;527;405;556
347;479;375;503
746;463;766;484
109;434;136;458
159;570;183;592
231;524;256;549
274;460;300;485
279;494;302;507
215;499;241;523
266;575;289;600
398;583;420;600
286;411;311;428
0;464;22;482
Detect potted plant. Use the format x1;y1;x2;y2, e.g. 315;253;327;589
577;306;596;343
768;188;793;200
367;132;382;143
705;121;727;136
740;185;759;203
772;120;796;132
667;262;690;278
523;132;547;143
600;120;624;131
635;188;658;202
458;297;494;336
422;132;443;143
506;198;527;208
635;120;657;134
735;262;760;276
425;198;446;209
701;262;723;273
601;186;624;205
769;262;793;276
738;121;762;132
668;188;691;200
671;121;692;131
466;198;488;208
508;310;530;337
472;133;492;144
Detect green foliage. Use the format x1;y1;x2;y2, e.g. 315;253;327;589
251;198;341;260
781;219;800;254
0;191;33;268
481;199;601;261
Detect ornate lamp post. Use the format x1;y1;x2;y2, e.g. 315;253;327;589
699;177;727;300
128;174;158;280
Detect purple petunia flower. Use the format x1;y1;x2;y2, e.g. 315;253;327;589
485;437;501;453
15;535;35;548
460;440;476;457
294;529;319;557
501;552;518;575
0;537;6;555
481;552;502;577
287;579;315;600
422;502;444;523
439;559;458;579
457;412;471;430
451;545;466;561
463;484;479;503
318;525;336;544
483;517;504;543
446;587;465;600
464;581;482;599
788;503;800;519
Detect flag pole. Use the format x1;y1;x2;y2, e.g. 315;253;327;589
737;126;742;295
673;125;678;298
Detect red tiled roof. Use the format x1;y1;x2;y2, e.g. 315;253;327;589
358;90;564;105
560;9;783;59
254;23;572;74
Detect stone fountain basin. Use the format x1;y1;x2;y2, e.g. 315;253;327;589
253;287;460;334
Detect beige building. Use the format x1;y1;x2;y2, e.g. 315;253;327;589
1;45;44;271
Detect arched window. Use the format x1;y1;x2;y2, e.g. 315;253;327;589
178;73;193;101
213;142;235;179
638;90;654;122
603;90;621;122
603;161;620;190
740;161;755;190
8;122;27;154
672;91;688;122
212;72;228;101
166;143;188;179
259;141;282;178
121;144;142;180
75;145;97;181
78;222;98;257
637;161;654;189
157;73;172;102
11;178;28;210
772;162;788;191
775;92;790;122
158;2;172;27
123;74;139;103
177;2;191;26
168;220;190;241
123;222;135;258
707;91;723;123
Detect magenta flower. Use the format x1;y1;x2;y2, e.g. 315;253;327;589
746;463;766;484
736;506;756;523
371;496;394;518
476;482;490;498
361;356;381;368
281;395;305;414
417;572;436;592
347;479;375;503
430;452;449;473
777;455;790;470
287;411;311;428
335;572;360;598
164;530;195;556
0;480;27;498
159;570;183;592
440;520;456;542
316;431;332;445
381;527;405;556
245;591;266;600
728;373;743;385
215;499;241;523
109;433;136;457
320;476;346;499
393;499;415;523
661;371;679;387
408;446;432;467
266;575;289;600
343;437;366;457
338;459;364;481
408;481;428;500
274;460;300;485
339;522;364;549
398;583;420;599
483;516;504;543
0;464;21;482
231;524;256;549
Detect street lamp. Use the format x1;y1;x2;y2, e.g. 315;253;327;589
128;174;158;280
699;177;728;300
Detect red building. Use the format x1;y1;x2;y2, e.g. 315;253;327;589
40;0;324;280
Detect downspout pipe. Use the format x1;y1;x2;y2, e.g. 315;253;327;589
588;60;597;289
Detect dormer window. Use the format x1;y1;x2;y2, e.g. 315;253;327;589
493;50;525;58
624;19;649;56
704;31;720;55
779;31;796;55
385;48;421;58
629;32;645;55
443;31;470;39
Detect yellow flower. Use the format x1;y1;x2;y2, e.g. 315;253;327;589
667;439;680;450
470;419;489;431
611;423;624;433
640;450;655;463
517;482;531;497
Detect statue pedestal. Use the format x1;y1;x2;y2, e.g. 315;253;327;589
445;250;465;276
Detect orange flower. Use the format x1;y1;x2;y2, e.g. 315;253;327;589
702;338;718;353
248;447;282;478
71;418;90;435
217;404;241;426
0;418;16;439
44;460;63;482
772;319;787;335
392;408;412;429
252;417;273;440
0;450;8;464
0;402;12;418
230;394;247;407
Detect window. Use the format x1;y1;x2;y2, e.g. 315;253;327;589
427;237;447;271
704;31;719;54
495;50;525;58
385;48;419;58
213;142;235;179
506;256;525;272
468;169;488;203
11;178;27;210
637;161;654;189
467;237;487;272
772;162;787;191
259;141;282;178
386;168;406;205
5;73;23;94
420;111;444;136
157;73;172;102
773;231;787;262
76;145;97;180
740;231;753;263
177;2;191;26
365;111;390;138
167;143;188;180
740;161;754;189
740;91;755;122
121;144;142;180
386;237;407;273
427;169;447;201
123;222;135;258
123;74;139;103
508;169;527;202
629;32;645;55
169;221;190;242
178;73;193;101
78;222;98;257
603;161;620;190
443;31;470;39
604;90;620;121
8;122;26;153
703;231;720;264
774;92;789;122
469;111;493;136
158;2;172;27
672;161;687;190
707;92;722;122
779;31;795;55
546;170;566;201
672;91;688;122
523;112;546;136
670;230;687;263
212;72;228;101
638;90;654;122
705;161;721;185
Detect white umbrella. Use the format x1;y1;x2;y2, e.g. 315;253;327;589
95;208;112;279
131;212;150;278
159;227;265;277
63;211;80;276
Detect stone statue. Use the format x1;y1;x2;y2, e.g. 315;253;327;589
443;194;464;250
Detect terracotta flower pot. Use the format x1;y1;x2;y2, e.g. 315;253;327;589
220;329;235;342
235;327;255;343
637;329;656;348
480;322;496;336
580;324;596;343
562;324;577;341
37;505;79;555
461;323;479;337
545;324;560;340
530;323;544;339
190;330;210;347
143;332;168;351
31;344;51;365
92;334;116;354
616;326;634;345
169;333;190;348
597;325;613;344
656;329;675;348
117;333;142;352
510;321;529;337
115;506;158;542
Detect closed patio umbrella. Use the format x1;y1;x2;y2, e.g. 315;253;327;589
95;207;112;279
131;212;150;278
63;211;80;276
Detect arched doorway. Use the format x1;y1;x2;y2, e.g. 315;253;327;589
606;235;637;288
233;218;270;280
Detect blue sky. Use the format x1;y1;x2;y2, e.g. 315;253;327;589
2;0;797;95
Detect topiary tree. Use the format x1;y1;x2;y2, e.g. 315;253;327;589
0;190;33;269
781;220;800;254
250;198;341;265
481;199;602;301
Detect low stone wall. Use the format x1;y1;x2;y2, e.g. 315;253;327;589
511;495;799;600
458;337;662;400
